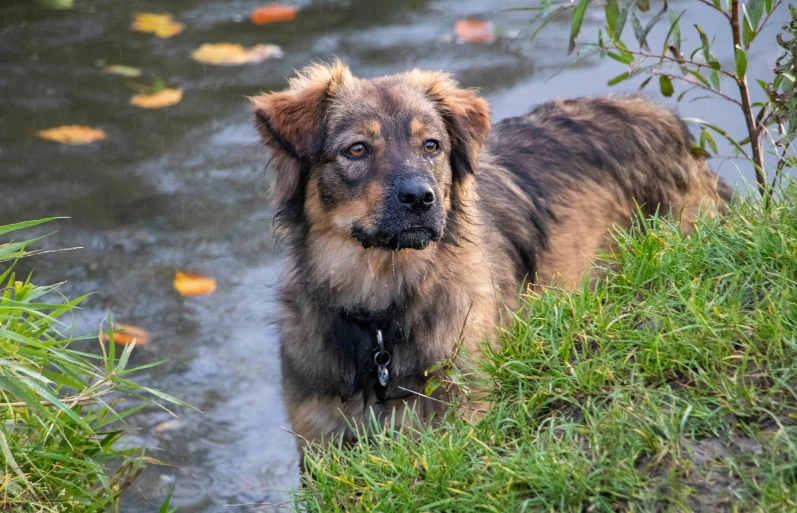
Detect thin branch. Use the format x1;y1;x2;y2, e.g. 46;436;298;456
451;301;474;362
7;246;83;263
698;155;751;161
696;0;732;20
396;386;451;406
281;426;310;446
771;124;793;192
226;500;292;510
0;387;114;408
759;110;776;130
731;0;768;198
600;44;738;81
753;0;785;44
653;70;743;107
772;152;789;187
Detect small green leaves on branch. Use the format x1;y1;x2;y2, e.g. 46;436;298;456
524;0;794;200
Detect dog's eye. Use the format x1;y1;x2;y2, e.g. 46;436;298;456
344;142;368;158
423;140;439;154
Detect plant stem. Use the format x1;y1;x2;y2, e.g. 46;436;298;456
652;70;744;107
696;0;732;20
754;0;784;42
731;0;767;198
618;46;738;81
771;124;791;193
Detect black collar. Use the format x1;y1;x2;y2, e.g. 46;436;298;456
333;305;393;331
330;305;405;403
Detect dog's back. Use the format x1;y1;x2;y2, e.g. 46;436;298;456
477;96;730;287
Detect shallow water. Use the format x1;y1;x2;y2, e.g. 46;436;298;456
0;0;791;510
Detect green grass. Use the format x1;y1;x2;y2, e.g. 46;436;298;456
294;183;797;512
0;219;188;512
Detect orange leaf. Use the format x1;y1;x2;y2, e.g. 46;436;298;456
454;19;495;43
103;324;151;346
191;43;283;65
130;88;183;109
36;125;106;145
251;4;297;25
174;271;217;296
130;12;184;38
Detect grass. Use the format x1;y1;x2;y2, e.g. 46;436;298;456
0;219;187;512
293;182;797;512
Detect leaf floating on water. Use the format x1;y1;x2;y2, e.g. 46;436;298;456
130;88;183;109
130;13;185;38
105;64;143;78
38;0;74;9
154;419;184;432
191;43;283;65
36;125;106;145
103;324;151;346
174;271;217;296
251;4;298;25
454;19;495;43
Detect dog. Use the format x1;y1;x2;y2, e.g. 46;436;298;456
250;61;729;450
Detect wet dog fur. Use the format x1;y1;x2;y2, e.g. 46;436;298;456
250;61;730;450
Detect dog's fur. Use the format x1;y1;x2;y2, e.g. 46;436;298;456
251;61;730;449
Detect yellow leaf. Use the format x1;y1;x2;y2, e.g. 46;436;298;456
130;12;185;38
102;324;151;346
130;88;183;109
191;43;283;65
36;125;106;145
174;271;217;296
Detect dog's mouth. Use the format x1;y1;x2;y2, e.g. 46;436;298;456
352;227;439;251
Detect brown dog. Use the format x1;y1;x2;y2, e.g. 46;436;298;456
251;61;729;449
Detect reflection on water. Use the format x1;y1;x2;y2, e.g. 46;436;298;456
0;0;789;510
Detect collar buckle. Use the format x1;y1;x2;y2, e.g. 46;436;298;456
374;329;390;387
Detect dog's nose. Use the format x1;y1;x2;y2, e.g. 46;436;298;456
396;179;435;213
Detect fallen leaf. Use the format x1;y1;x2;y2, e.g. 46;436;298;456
130;88;183;109
105;64;142;78
251;4;298;25
130;12;185;38
39;0;74;9
191;43;283;65
103;324;151;346
154;419;184;432
174;271;217;296
454;19;495;43
36;125;106;145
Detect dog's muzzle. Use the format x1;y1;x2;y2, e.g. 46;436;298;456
352;226;440;250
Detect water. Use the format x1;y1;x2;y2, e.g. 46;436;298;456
0;1;791;510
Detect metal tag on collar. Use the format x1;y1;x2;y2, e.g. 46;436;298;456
374;329;390;387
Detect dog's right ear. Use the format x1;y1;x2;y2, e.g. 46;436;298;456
250;61;352;205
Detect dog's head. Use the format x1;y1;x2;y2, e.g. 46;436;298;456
251;61;490;251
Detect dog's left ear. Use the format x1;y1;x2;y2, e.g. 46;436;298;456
409;71;491;178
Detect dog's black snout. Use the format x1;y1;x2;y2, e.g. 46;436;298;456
397;179;435;213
